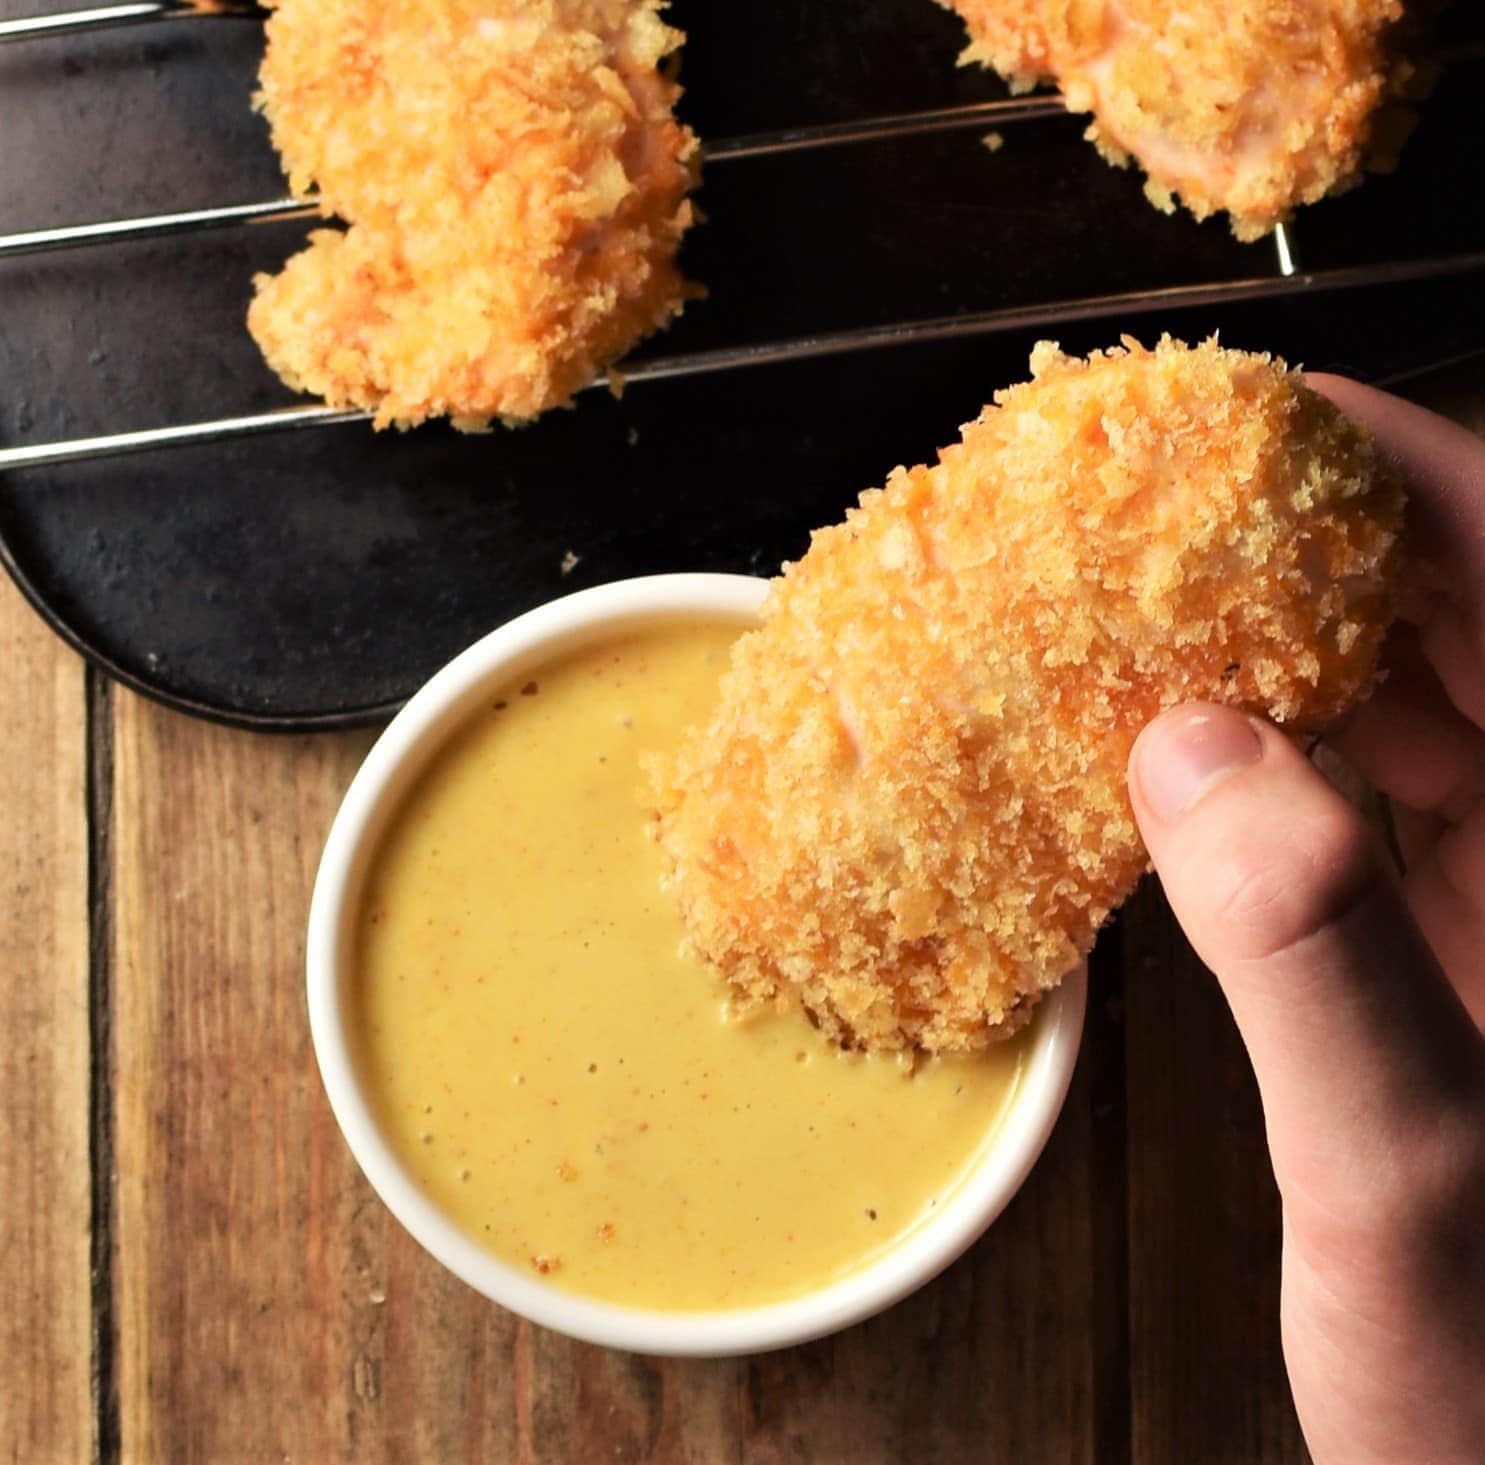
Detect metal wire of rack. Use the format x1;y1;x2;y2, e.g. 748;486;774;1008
1;3;1483;475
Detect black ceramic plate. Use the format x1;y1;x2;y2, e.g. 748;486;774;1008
1;2;1482;729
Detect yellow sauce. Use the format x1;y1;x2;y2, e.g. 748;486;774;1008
352;620;1032;1311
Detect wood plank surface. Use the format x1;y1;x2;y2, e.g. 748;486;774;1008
107;696;374;1463
104;683;1121;1461
1120;882;1307;1465
0;575;93;1463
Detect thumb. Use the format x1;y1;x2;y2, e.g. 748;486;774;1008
1127;703;1481;1180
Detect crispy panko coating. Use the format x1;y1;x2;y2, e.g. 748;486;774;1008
941;0;1417;240
248;0;698;429
652;337;1401;1054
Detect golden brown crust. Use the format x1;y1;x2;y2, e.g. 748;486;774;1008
941;0;1415;240
652;337;1401;1054
248;0;698;429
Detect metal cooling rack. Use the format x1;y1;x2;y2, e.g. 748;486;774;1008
2;2;1483;474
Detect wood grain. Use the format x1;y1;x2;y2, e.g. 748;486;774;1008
109;698;381;1463
1120;886;1308;1465
0;575;92;1463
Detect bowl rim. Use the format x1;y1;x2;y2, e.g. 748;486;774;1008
306;571;1087;1356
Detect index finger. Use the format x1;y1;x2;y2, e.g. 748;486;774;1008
1305;373;1485;604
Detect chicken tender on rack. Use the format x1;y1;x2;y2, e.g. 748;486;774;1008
941;0;1418;240
652;337;1401;1054
248;0;698;429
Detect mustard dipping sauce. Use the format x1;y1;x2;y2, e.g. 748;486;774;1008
352;620;1032;1311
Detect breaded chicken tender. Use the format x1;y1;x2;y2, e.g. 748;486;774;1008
652;337;1401;1054
248;0;698;429
941;0;1417;239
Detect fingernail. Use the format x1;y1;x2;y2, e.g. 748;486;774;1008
1133;704;1263;822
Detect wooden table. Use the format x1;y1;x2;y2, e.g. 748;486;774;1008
3;372;1481;1464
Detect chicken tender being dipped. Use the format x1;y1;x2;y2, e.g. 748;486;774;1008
651;338;1401;1054
248;0;698;429
941;0;1418;240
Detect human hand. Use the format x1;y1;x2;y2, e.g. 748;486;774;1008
1126;379;1485;1465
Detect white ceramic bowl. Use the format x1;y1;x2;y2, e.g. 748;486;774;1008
307;572;1087;1356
